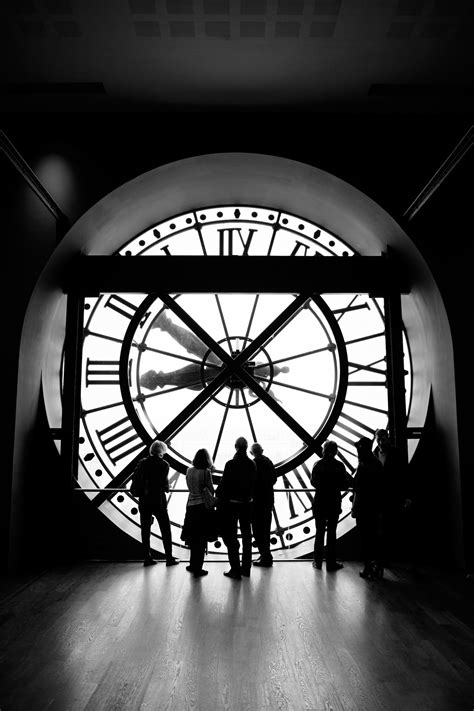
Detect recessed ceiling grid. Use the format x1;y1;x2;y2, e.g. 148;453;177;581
10;0;471;42
12;0;82;38
128;0;472;41
128;0;341;40
386;0;471;40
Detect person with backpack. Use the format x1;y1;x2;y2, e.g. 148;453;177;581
130;440;179;567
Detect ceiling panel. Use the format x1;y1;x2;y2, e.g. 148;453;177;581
1;0;473;111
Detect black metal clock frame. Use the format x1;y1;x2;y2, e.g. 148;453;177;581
61;254;410;498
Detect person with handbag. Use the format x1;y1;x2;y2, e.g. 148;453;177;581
216;436;256;580
180;448;218;578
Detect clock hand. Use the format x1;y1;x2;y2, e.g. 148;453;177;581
140;363;209;390
140;362;289;392
150;310;221;365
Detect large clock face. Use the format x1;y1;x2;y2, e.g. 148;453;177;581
77;205;412;559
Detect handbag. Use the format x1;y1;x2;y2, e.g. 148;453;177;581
202;468;217;509
203;486;217;510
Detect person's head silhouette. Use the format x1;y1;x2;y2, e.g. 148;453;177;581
322;440;338;458
355;437;373;461
193;448;213;469
149;440;167;457
235;436;248;451
375;428;389;450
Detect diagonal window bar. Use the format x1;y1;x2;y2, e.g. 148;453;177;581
158;373;230;443
348;358;407;378
159;293;236;366
159;292;310;376
231;370;322;452
158;292;315;447
165;384;229;446
334;295;358;323
348;360;386;376
241;389;257;443
213;389;233;463
348;356;386;376
166;470;181;506
333;300;369;321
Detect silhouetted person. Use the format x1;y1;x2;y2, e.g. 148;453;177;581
374;428;411;568
311;440;352;571
250;442;278;567
216;436;256;580
352;437;384;579
130;440;179;567
180;448;217;578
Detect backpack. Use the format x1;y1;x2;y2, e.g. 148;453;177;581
130;458;147;498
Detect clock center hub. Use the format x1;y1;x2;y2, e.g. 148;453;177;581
229;349;256;388
200;336;274;408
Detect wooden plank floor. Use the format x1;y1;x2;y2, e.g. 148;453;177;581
0;561;473;710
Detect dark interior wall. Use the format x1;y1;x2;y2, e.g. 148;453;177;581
2;111;472;571
3;166;57;569
408;153;474;571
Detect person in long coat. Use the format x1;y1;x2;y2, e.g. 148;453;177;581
374;428;412;567
250;442;278;567
311;440;352;571
352;437;384;579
